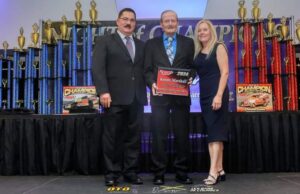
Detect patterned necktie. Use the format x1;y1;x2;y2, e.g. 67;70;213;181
166;37;174;65
125;36;134;62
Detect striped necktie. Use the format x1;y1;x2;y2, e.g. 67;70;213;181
166;37;174;65
125;36;134;62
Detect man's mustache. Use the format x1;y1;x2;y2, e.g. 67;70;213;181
124;24;131;28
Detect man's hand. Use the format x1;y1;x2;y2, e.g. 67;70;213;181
100;93;112;108
187;77;193;85
152;83;158;96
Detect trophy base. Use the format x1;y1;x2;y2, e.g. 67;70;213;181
88;21;101;27
279;38;293;43
57;38;71;43
264;34;279;39
73;22;87;27
28;46;42;50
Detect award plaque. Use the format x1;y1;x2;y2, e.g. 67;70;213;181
156;67;191;96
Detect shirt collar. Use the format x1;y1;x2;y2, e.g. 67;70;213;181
117;30;133;40
163;33;176;41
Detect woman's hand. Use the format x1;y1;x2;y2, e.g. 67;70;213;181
212;95;222;110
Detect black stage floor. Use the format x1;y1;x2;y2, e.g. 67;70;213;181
1;173;300;194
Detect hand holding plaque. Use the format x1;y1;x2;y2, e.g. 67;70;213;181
156;67;191;96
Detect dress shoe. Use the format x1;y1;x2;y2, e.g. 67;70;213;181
123;175;143;185
153;176;164;185
218;169;226;181
175;175;193;184
204;174;219;185
105;177;118;186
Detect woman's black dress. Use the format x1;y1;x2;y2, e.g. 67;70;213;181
193;43;229;142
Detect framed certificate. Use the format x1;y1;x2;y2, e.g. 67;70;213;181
156;67;191;96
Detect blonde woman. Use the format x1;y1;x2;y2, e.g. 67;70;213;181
193;19;229;185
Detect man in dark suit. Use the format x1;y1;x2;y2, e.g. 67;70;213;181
92;8;147;186
144;10;195;185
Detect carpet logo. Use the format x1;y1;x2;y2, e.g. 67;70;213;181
152;185;186;193
107;186;131;193
189;184;219;193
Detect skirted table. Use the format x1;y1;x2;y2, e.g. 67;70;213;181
0;112;299;175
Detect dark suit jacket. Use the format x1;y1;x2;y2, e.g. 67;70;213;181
92;33;147;106
144;34;195;106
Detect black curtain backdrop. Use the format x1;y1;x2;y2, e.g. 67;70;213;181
0;112;299;175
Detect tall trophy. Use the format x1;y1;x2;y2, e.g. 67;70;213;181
25;23;40;111
68;1;87;86
1;41;12;109
86;0;99;86
40;19;55;114
54;15;70;114
12;27;27;109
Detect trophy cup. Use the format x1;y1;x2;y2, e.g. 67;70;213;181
44;20;53;44
60;15;68;40
251;0;260;23
89;0;98;24
280;16;289;41
3;41;9;59
75;1;83;25
295;20;300;44
266;13;275;37
238;0;247;23
31;23;40;48
18;27;26;51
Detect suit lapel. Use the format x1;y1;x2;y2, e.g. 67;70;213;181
113;33;133;62
133;38;141;63
173;34;181;66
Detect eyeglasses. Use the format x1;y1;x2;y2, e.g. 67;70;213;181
119;17;136;23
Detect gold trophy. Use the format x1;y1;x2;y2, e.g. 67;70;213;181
60;15;68;40
280;16;289;41
295;20;300;44
3;41;9;51
31;23;40;48
44;20;53;44
89;0;98;24
75;1;83;24
238;0;247;22
18;27;25;51
266;13;275;37
252;0;260;22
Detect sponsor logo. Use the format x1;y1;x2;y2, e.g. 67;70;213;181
159;70;173;76
107;186;131;193
152;185;186;193
190;184;219;193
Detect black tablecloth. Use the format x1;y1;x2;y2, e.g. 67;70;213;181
0;112;299;175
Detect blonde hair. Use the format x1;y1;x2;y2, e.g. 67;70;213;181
193;19;218;58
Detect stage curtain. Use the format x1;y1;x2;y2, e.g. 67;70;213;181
0;112;299;175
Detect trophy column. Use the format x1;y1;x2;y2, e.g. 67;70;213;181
86;23;98;86
0;42;11;109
